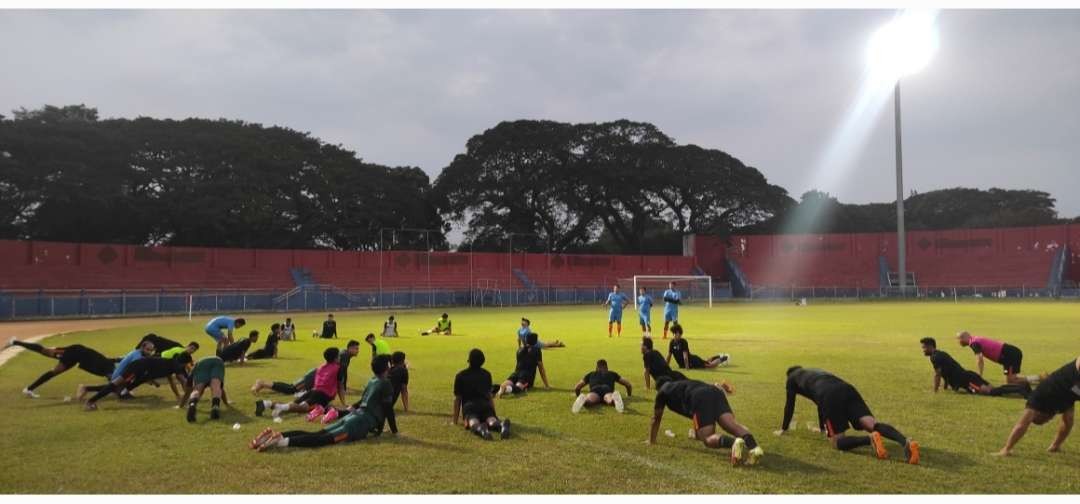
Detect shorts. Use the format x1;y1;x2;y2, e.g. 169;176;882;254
690;387;732;429
819;383;873;436
639;313;651;326
297;390;332;408
609;311;623;323
590;385;614;397
462;400;496;421
999;344;1023;375
191;357;226;386
60;345;115;377
664;309;678;322
328;412;378;441
687;354;707;369
205;328;225;342
507;372;534;389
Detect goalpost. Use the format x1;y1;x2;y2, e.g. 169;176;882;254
622;275;713;309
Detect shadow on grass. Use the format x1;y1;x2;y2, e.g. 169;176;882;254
752;452;833;475
916;445;978;471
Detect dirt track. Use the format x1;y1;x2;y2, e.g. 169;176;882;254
0;316;188;367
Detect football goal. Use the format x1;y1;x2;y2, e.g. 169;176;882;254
617;275;713;309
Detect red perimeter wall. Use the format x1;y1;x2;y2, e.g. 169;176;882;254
693;224;1079;288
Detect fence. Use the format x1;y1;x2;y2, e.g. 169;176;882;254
746;284;1078;301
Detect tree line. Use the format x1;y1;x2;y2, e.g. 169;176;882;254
0;105;1072;254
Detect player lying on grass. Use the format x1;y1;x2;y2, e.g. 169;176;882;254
996;356;1079;457
920;337;1030;397
667;323;729;369
603;285;630;337
495;332;549;397
453;348;511;440
251;368;315;397
641;337;688;390
182;355;230;422
255;347;346;419
205;315;245;353
79;353;194;409
648;376;763;466
516;318;565;348
217;330;258;364
422;313;452;335
776;366;920;464
5;338;120;398
637;287;653;338
572;359;632;413
245;323;280;360
957;331;1040;386
136;333;183;356
250;355;396;451
662;281;681;339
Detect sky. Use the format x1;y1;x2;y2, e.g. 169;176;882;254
2;9;1078;225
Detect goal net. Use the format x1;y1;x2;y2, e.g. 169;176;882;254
617;275;713;309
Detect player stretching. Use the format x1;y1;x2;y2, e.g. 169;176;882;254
452;349;511;440
80;353;193;408
422;313;452;335
217;330;258;364
182;355;230;422
603;285;629;337
662;282;681;339
254;347;346;419
776;366;919;464
79;341;155;410
996;356;1079;457
920;338;1029;397
641;337;688;390
957;331;1039;385
637;287;654;338
5;339;119;398
572;359;633;413
516;318;565;348
250;355;395;451
135;333;183;355
649;376;763;465
667;323;729;369
205;315;245;353
496;332;549;396
251;368;315;397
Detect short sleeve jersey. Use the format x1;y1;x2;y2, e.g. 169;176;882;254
643;349;673;378
454;367;493;403
388;365;409;396
584;370;621;391
668;338;691;368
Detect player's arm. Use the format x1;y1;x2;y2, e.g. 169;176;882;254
220;387;230;407
400;383;410;411
664;349;672;366
384;386;398;434
682;351;691;369
618;377;633;397
337;382;347;406
177;382;194;408
649;406;664;444
777;386;797;434
932;369;942;392
573;379;586;396
998;408;1037;456
451;396;461;425
976;353;984;376
1049;407;1074;453
167;375;181;399
538;361;550;388
643;368;651;390
446;321;451;335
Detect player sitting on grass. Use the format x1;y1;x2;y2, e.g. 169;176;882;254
641;337;688;390
637;287;653;338
5;338;121;398
79;353;194;409
516;318;565;348
776;366;920;464
422;313;452;335
957;331;1039;386
217;330;258;364
662;282;681;339
648;376;763;466
136;333;183;356
318;351;410;433
251;368;315;397
496;332;549;397
250;355;396;451
995;356;1079;457
920;337;1030;397
667;323;729;369
246;323;281;360
603;285;629;338
205;315;245;353
453;348;511;440
182;355;230;422
572;359;632;413
255;347;345;419
382;315;398;337
281;317;296;341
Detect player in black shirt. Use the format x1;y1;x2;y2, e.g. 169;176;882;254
920;337;1029;397
666;324;729;369
496;332;549;397
135;333;183;355
572;359;633;413
80;353;194;408
453;349;511;440
247;323;281;360
6;339;120;398
320;313;338;339
649;376;763;465
217;330;258;363
339;340;361;391
996;356;1080;457
641;337;688;390
388;351;410;412
777;366;920;464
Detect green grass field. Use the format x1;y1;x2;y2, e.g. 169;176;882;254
1;301;1078;494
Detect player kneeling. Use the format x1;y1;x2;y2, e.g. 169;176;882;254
453;349;511;440
572;359;632;413
648;376;763;466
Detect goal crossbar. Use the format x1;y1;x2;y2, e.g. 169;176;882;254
630;275;712;309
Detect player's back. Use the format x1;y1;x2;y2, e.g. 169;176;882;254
454;367;492;402
788;368;846;401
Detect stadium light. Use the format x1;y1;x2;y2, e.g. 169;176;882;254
866;9;938;296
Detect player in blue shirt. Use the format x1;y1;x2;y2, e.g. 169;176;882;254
637;287;654;338
662;282;681;339
205;315;246;353
79;340;155;410
603;285;630;338
516;318;564;348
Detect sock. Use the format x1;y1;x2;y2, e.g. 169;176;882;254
989;384;1028;397
718;435;735;448
270;382;296;394
873;423;907;446
26;370;58;391
13;341;46;353
211;397;221;408
188;397;199;408
836;436;872;451
276;438;290;448
262;399;274;408
616;323;622;335
273;403;290;414
742;434;759;450
88;384;117;404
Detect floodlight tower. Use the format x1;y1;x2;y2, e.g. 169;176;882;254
866;10;938;296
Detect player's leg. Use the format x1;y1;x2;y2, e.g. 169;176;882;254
186;382;209;422
208;378;223;420
857;415;919;463
616;319;622;337
23;362;70;396
10;340;60;357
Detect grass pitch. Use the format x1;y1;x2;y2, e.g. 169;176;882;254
0;301;1078;494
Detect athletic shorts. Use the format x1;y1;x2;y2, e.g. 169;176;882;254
507;373;533;389
955;370;990;391
664;309;678;322
60;345;115;377
462;400;496;421
609;311;623;323
639;313;651;326
590;385;614;397
999;344;1023;375
819;383;873;436
297;390;332;408
191;358;225;385
327;413;377;441
690;387;732;429
687;354;707;369
205;328;225;342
